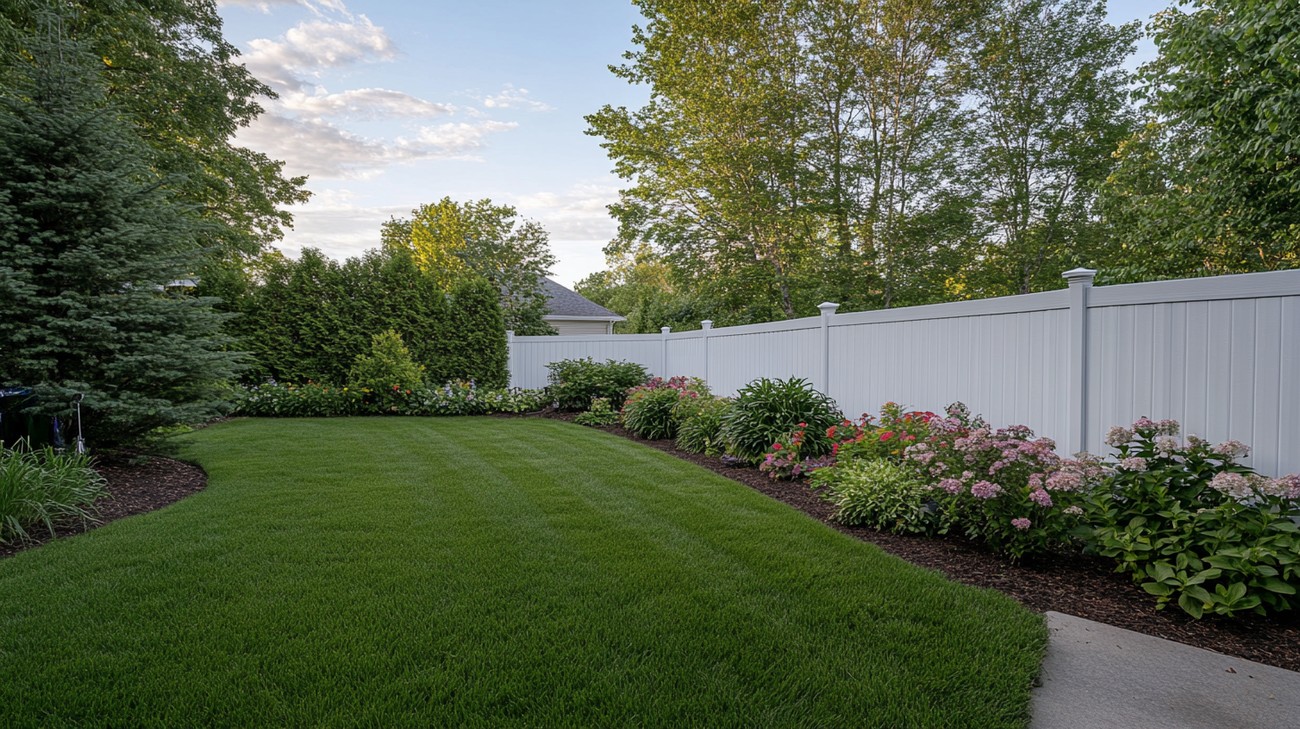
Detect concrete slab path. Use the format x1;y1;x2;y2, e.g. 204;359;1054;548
1032;611;1300;729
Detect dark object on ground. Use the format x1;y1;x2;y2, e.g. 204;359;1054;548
0;454;206;559
569;417;1300;673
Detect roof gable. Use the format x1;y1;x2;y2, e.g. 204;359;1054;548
541;277;625;321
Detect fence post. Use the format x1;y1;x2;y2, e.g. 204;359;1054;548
505;330;515;388
660;326;671;377
817;302;839;396
700;320;713;386
1062;269;1096;455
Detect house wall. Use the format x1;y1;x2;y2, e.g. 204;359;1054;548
548;319;614;336
508;269;1300;476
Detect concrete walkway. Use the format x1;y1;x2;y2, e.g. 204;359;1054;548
1032;611;1300;729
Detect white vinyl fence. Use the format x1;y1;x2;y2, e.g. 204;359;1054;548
508;269;1300;476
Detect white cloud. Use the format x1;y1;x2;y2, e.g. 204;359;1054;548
278;88;454;119
276;195;410;260
512;181;620;241
243;16;395;91
218;0;349;17
415;121;519;154
237;114;520;179
482;84;553;112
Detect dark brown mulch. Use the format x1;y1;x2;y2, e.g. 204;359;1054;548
0;454;207;560
561;416;1300;673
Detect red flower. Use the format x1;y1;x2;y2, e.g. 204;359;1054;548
879;431;895;442
772;443;783;450
903;434;916;442
798;422;807;428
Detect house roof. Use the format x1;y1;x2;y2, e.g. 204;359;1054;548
541;277;625;321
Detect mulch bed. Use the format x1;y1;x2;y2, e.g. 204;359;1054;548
6;415;1298;673
547;413;1300;673
0;454;207;560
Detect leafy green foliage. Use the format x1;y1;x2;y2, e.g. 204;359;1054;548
0;441;105;544
812;458;940;535
545;358;649;411
956;0;1139;297
1083;419;1300;618
673;396;731;455
0;1;308;259
0;32;240;446
1100;0;1300;281
620;377;707;440
348;330;425;395
720;378;841;464
382;197;557;335
574;397;620;427
223;247;507;390
234;382;547;418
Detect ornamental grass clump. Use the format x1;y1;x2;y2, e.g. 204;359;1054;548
905;403;1095;560
620;377;707;440
0;442;106;544
1083;417;1300;618
720;378;840;464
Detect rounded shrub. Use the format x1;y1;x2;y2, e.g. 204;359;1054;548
620;376;709;440
545;358;649;411
674;396;730;455
719;377;840;464
812;458;939;535
348;329;425;393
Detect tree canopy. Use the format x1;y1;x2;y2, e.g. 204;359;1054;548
381;197;558;335
0;29;240;446
0;0;309;261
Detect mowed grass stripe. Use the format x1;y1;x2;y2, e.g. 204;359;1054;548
0;417;1044;727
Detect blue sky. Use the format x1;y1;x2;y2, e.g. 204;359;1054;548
217;0;1173;287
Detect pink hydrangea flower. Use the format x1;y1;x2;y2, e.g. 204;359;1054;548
971;481;1003;499
1105;426;1134;447
1011;518;1031;530
1118;457;1148;472
1212;440;1250;460
1154;436;1180;457
939;478;964;494
1064;505;1084;516
1029;489;1053;507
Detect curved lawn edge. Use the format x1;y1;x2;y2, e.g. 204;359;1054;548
0;417;1045;727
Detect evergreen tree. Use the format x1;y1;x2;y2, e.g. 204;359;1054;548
0;30;239;446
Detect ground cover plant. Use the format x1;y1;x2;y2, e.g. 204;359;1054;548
0;418;1045;727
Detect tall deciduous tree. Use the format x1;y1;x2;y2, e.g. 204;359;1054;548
381;197;557;335
1100;0;1300;280
959;0;1138;296
0;30;239;446
0;0;309;261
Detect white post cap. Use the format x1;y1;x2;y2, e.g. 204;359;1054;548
1062;268;1097;286
817;302;840;316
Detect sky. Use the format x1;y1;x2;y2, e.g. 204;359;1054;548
216;0;1174;288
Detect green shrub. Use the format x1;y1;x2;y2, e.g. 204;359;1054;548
0;442;106;544
546;358;648;411
574;397;619;427
719;378;840;464
348;330;425;395
674;396;730;455
812;458;939;535
1084;418;1300;618
620;376;707;440
234;382;546;418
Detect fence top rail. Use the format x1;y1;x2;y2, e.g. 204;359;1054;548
513;333;663;343
1088;268;1300;308
830;289;1068;328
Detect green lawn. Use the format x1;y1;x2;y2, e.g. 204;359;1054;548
0;418;1045;727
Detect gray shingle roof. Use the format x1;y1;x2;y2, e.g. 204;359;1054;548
541;277;625;320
